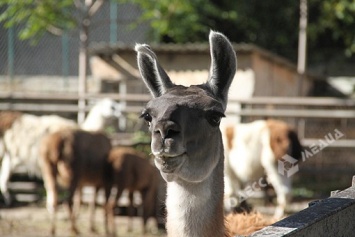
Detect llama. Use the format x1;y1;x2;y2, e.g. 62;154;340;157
40;128;112;235
0;112;77;205
106;147;161;235
0;98;120;205
136;30;237;237
225;211;276;236
81;98;121;132
222;119;303;218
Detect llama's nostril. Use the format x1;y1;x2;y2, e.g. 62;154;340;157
166;129;180;139
154;121;180;140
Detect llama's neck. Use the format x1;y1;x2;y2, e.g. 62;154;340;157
165;154;228;237
81;110;105;132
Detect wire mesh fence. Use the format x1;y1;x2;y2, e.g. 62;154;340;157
0;2;148;92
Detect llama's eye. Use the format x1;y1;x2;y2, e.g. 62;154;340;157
210;115;221;126
206;111;225;127
140;112;152;126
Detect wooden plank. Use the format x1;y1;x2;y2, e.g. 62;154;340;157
8;182;39;191
227;109;355;119
0;103;143;114
229;97;355;107
1;92;354;107
302;139;355;148
0;92;151;102
0;103;81;112
0;91;80;100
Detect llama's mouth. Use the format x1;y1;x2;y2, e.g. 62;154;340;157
155;153;186;173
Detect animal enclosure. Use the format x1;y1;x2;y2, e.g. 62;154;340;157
1;91;353;195
0;87;354;236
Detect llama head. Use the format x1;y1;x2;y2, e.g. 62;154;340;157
136;31;236;183
93;98;122;118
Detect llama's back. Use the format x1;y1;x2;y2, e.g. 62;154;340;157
3;113;77;177
40;115;78;132
109;147;161;224
73;130;112;187
41;128;112;188
0;112;22;159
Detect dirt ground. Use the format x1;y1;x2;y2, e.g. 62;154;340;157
0;202;166;237
0;199;311;237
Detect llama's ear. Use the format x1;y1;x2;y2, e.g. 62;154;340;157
207;31;237;108
135;44;174;98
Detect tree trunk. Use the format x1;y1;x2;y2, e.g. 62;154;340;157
78;17;90;124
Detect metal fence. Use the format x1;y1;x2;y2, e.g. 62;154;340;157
0;2;148;82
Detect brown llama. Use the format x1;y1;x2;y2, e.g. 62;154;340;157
40;128;112;235
106;147;161;235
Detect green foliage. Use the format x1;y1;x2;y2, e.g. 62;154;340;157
121;0;354;59
121;0;237;43
132;130;151;144
1;0;353;58
0;0;76;42
309;0;355;56
131;131;151;157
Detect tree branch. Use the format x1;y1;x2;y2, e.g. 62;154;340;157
46;25;64;36
88;0;104;16
73;0;83;10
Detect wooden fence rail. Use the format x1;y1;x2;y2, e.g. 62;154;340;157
1;92;355;146
1;92;354;120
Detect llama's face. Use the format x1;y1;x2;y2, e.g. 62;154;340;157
141;85;225;182
98;99;121;118
136;31;236;184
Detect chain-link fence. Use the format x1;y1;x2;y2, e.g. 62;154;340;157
0;2;148;92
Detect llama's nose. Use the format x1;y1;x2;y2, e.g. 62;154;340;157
154;121;181;141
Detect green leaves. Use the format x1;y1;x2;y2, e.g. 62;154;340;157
0;0;76;42
318;0;355;56
121;0;235;43
1;0;353;57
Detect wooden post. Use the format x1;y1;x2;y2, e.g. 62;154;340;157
297;0;308;94
78;25;88;124
77;1;91;124
7;27;15;91
297;0;308;139
77;0;105;124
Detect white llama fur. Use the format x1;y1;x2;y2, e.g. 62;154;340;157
222;119;302;218
3;114;77;177
81;98;121;131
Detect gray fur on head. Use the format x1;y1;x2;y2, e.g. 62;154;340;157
135;30;236;110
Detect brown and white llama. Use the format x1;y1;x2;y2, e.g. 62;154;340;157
40;129;112;235
222;119;303;218
106;147;161;235
0;112;77;205
0;98;120;205
136;31;238;237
